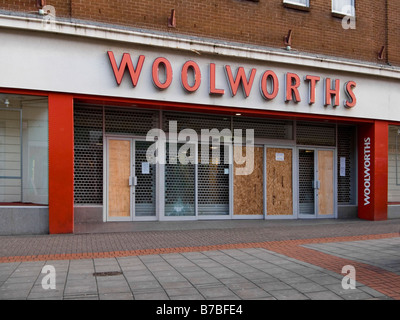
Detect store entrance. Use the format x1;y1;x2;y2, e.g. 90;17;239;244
298;148;336;218
105;137;156;221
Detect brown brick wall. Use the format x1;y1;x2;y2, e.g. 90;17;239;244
0;0;398;66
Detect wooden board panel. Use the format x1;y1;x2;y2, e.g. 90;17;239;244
267;148;293;215
318;150;334;215
233;146;263;215
108;139;131;218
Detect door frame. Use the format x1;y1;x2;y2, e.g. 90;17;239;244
104;135;158;222
297;146;337;219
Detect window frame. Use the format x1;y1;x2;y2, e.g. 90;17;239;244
283;0;310;8
331;0;355;17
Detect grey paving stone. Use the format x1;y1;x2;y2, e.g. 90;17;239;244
128;280;162;291
63;294;99;300
257;281;292;292
289;281;326;293
269;289;310;300
305;291;344;300
170;294;205;300
165;286;200;297
134;291;170;300
323;283;365;296
310;274;342;286
232;287;271;299
197;286;237;299
341;291;374;300
99;292;134;300
97;280;131;294
161;280;193;289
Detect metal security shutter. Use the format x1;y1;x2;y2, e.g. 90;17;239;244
198;144;230;216
135;141;156;216
337;125;356;204
163;112;231;135
163;112;231;216
164;143;196;216
105;107;159;136
233;117;293;140
296;122;336;146
298;149;315;215
74;105;103;204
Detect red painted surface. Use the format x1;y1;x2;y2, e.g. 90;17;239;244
48;93;74;234
107;51;145;87
209;63;225;95
181;60;201;92
260;70;279;100
152;57;173;90
305;75;320;105
285;72;301;102
344;81;357;108
225;65;256;97
358;121;388;221
324;78;340;107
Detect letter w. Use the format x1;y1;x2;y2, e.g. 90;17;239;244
225;66;256;98
108;51;145;87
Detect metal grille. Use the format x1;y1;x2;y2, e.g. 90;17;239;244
233;117;293;140
105;107;159;136
163;112;231;135
165;143;195;216
198;144;229;216
337;125;356;204
296;122;336;146
74;105;103;204
135;140;156;216
298;149;315;215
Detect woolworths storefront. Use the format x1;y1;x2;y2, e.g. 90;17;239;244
0;15;400;235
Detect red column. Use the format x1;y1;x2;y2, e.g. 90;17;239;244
357;121;388;221
48;93;74;233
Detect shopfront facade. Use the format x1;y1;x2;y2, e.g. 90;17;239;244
0;15;399;234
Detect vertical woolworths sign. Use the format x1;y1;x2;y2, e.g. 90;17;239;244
357;122;388;221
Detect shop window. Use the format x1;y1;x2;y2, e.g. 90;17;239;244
0;94;48;205
388;126;400;202
332;0;355;17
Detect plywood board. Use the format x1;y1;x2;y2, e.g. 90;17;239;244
108;139;131;218
266;148;293;215
318;150;334;215
233;146;263;215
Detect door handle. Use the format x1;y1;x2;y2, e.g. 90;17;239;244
129;177;138;186
312;181;320;189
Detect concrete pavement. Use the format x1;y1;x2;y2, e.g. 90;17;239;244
0;218;399;300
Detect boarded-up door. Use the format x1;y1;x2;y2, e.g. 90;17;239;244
233;146;263;215
108;139;131;219
317;150;334;215
267;148;293;216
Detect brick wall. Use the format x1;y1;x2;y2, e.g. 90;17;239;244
0;0;398;66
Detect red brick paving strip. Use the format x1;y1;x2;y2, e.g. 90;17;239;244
1;233;399;300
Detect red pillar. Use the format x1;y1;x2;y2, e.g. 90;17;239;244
48;93;74;233
357;121;388;221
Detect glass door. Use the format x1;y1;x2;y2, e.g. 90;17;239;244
298;149;316;217
133;140;157;219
